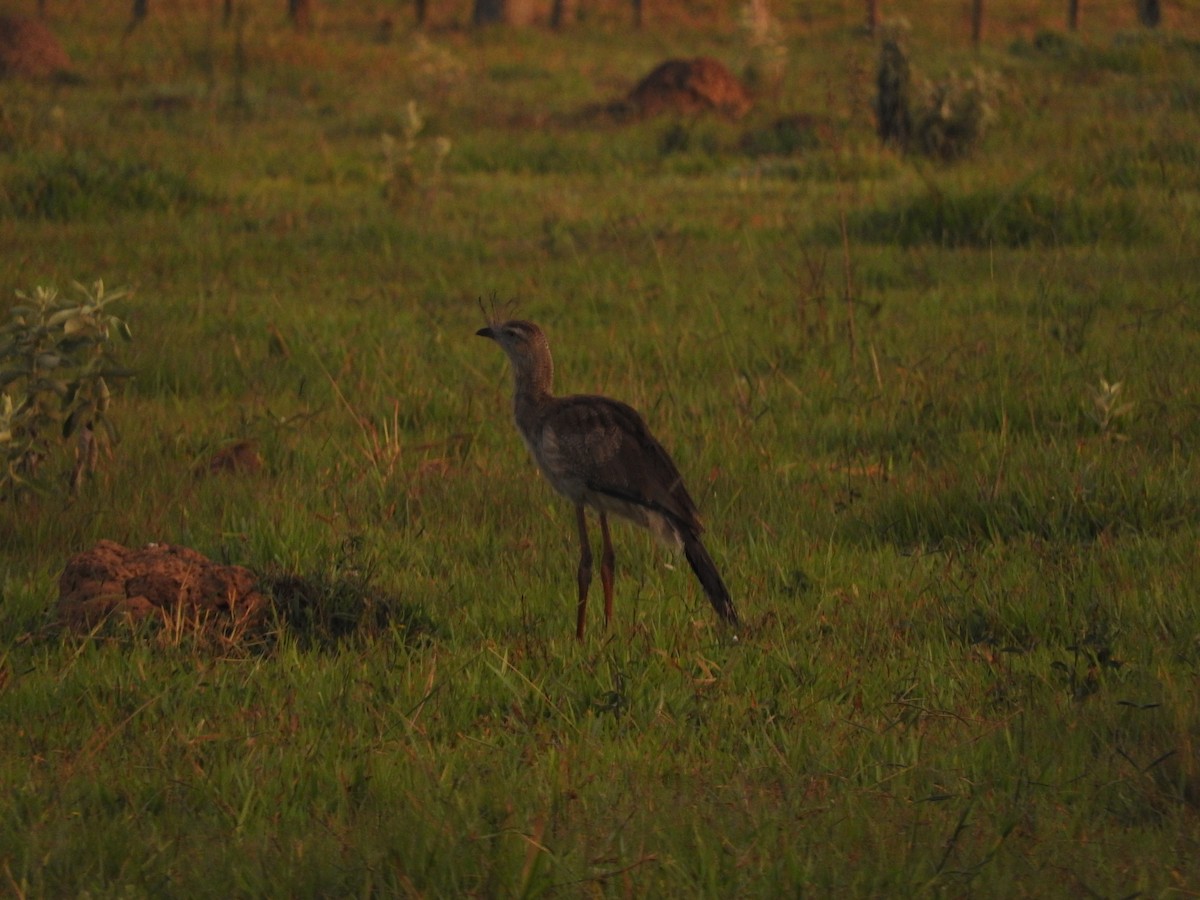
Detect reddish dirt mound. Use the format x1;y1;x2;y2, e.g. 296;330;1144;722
627;57;752;119
0;16;73;80
58;540;267;635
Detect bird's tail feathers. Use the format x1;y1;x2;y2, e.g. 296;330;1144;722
682;531;739;628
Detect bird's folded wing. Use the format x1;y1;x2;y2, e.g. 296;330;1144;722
536;395;702;530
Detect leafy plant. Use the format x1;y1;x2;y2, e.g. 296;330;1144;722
874;25;1000;162
913;66;1001;161
738;0;788;90
379;100;452;205
1086;377;1135;436
0;281;133;498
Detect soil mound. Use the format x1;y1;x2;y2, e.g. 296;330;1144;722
58;540;267;635
627;57;752;119
0;16;74;80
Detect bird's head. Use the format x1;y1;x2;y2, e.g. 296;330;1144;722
476;319;553;391
476;319;546;360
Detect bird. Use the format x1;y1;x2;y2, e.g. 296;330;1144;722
476;318;739;639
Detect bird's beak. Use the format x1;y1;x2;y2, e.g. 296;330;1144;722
475;326;496;340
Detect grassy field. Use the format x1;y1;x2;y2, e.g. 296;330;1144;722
2;0;1200;895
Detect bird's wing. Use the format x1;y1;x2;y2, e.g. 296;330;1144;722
534;395;702;531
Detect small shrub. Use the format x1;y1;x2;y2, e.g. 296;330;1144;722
407;33;468;95
874;26;1000;162
738;0;787;91
380;100;451;205
0;280;133;498
912;67;1000;162
1085;378;1134;437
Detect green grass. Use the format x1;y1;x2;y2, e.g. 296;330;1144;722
2;1;1200;895
0;150;208;220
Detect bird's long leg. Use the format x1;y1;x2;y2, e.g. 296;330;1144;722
575;504;592;640
599;512;615;630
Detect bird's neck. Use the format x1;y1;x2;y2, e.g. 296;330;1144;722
513;351;553;402
511;351;553;425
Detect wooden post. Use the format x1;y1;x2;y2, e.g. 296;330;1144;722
288;0;315;31
472;0;505;25
1136;0;1161;28
839;210;858;366
551;0;576;29
971;0;983;49
1067;0;1079;31
125;0;148;36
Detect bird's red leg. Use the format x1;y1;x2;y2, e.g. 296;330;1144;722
575;504;592;640
599;512;615;630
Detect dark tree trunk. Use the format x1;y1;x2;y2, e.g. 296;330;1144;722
288;0;314;31
632;0;643;28
550;0;567;29
415;0;427;26
125;0;148;36
472;0;536;26
865;0;878;36
1136;0;1160;27
473;0;505;25
970;0;983;48
1067;0;1079;30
